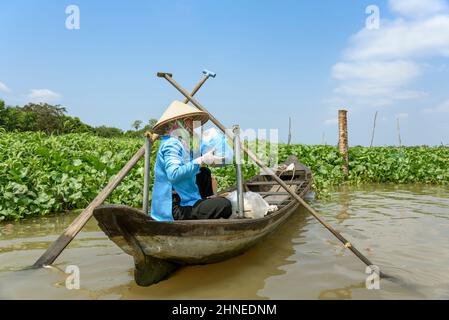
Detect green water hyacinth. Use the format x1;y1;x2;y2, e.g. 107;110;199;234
279;144;449;195
0;132;151;221
0;132;448;221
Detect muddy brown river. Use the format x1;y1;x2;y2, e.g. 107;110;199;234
1;184;448;299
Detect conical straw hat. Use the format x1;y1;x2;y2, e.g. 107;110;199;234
153;100;209;134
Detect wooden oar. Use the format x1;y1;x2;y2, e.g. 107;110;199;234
157;72;400;282
32;71;215;268
32;147;145;267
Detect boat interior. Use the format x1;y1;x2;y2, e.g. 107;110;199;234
219;157;312;217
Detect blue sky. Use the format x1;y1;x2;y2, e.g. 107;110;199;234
1;0;448;146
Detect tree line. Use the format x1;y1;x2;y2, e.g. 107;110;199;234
0;99;157;138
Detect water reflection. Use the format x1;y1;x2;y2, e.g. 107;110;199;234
319;282;365;300
98;211;310;300
1;184;449;299
336;186;350;223
0;206;310;299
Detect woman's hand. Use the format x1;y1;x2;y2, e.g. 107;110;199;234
194;150;224;166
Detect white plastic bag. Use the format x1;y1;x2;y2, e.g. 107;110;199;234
200;128;234;166
226;191;270;219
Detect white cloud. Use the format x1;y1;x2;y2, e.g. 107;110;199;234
328;0;449;109
389;0;449;18
324;118;338;125
28;89;61;102
332;60;421;83
423;99;449;113
0;81;11;93
345;16;449;61
395;112;409;118
331;61;425;104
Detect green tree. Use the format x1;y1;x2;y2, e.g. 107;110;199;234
22;103;67;134
94;126;123;138
62;116;94;134
0;104;35;131
139;118;158;135
132;120;143;131
148;118;157;129
0;100;129;137
0;100;6;128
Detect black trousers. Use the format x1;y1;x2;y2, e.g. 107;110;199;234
196;167;214;199
172;167;232;220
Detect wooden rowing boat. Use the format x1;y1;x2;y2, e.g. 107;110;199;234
93;155;312;286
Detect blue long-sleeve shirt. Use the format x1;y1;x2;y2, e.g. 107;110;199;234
150;136;201;221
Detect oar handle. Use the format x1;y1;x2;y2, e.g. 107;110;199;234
183;74;210;104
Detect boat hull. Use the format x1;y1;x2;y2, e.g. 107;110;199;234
93;156;312;286
98;200;299;265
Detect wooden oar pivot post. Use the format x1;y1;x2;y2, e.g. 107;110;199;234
338;109;349;177
142;132;158;214
233;125;245;217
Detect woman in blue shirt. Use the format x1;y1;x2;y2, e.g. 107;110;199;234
150;101;232;221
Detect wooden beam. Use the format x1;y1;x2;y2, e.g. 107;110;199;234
257;191;290;196
245;180;303;186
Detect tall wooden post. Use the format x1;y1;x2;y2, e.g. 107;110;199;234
288;117;292;145
397;118;402;147
142;132;153;214
338;110;349;177
233;125;245;217
370;111;378;148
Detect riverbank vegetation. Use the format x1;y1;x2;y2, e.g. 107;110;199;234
1;132;448;221
0;99;157;138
